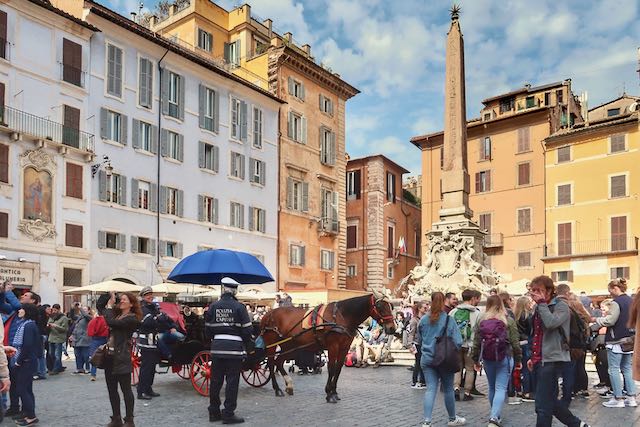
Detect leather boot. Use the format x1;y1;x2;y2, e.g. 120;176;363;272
123;417;135;427
107;416;124;427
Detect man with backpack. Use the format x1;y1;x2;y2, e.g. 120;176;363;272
449;289;482;401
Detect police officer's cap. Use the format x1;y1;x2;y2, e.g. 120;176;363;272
221;277;240;288
139;286;153;296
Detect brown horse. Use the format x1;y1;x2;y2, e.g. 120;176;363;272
259;292;396;403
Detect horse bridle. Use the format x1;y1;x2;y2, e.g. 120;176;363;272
369;295;394;323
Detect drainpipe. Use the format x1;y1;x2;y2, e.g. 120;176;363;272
399;181;411;279
541;138;547;267
156;49;169;266
276;105;281;292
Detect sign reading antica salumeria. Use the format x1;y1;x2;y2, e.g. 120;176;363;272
0;266;34;287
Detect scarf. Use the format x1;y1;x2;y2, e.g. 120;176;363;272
13;319;34;362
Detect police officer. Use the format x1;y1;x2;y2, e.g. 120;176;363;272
205;277;254;424
137;286;161;400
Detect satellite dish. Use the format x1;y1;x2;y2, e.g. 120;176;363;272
629;102;639;112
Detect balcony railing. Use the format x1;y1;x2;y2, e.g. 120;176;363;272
0;105;94;153
60;63;86;88
318;217;340;235
483;233;504;248
545;237;639;258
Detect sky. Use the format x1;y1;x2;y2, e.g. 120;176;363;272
107;0;640;176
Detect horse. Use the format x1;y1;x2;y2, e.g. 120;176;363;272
259;291;396;403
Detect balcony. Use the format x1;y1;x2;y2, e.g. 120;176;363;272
60;63;86;88
318;217;340;235
0;105;94;153
544;237;639;258
483;233;503;248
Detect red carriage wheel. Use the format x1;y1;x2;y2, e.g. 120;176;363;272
242;358;271;388
177;364;191;379
190;351;211;396
130;340;141;386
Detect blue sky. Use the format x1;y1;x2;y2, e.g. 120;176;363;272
108;0;640;176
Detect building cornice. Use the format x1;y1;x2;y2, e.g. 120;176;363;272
544;113;638;146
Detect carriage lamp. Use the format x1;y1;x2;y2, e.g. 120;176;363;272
91;155;113;178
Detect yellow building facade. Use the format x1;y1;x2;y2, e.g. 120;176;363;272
543;111;640;294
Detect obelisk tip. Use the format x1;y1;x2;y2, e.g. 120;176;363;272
450;4;461;21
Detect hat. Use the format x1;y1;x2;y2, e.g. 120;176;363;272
140;286;153;296
221;277;240;288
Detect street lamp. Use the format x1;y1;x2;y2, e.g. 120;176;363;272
91;155;113;178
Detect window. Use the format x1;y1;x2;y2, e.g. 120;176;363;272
347;265;356;277
479;137;491;161
475;170;491;193
287;111;306;143
483;112;491;121
440;146;444;169
137;237;150;254
199;142;219;172
611;216;627;251
65;224;83;248
66;163;83;199
289;244;305;267
499;97;514;113
347;225;357;249
167;131;181;161
518;252;531;268
287;178;308;212
224;40;240;67
230;97;248;141
137;180;150;210
517;208;531;233
557;184;572;206
230;202;245;228
517;127;530;153
320;189;339;233
387;224;395;258
0;212;7;238
320;250;335;270
288;77;305;100
136;120;153;152
253;107;263;148
479;213;491;234
63;105;81;148
106;43;123;97
230;152;245;179
106;173;123;204
386;172;396;202
517;162;531;186
552;270;573;282
610;175;627;198
320;127;336;166
168;71;182;119
249;158;265;185
200;85;218;132
525;96;535;109
386;261;394;279
544;92;551;106
610;134;626;153
0;144;7;183
249;207;266;233
610;267;630;280
319;94;333;115
607;108;620;117
166;241;177;257
557;222;572;256
197;28;212;52
199;195;218;224
166;187;179;216
108;110;122;143
138;57;153;108
557;146;571;163
346;170;361;200
0;11;6;60
63;268;82;287
130;235;154;255
556;89;563;104
62;38;82;86
105;232;118;250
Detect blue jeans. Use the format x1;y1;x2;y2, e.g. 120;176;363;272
49;342;64;372
520;344;533;394
484;357;512;420
561;359;576;406
74;346;90;372
36;335;47;378
421;366;457;423
158;330;185;358
607;349;637;398
89;337;108;377
535;362;582;427
15;360;36;419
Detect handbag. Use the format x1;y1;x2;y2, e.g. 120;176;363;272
620;335;635;353
90;336;114;369
430;315;461;373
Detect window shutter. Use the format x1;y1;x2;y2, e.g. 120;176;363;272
151;125;159;154
223;42;231;62
160;68;169;115
198;141;205;168
329;99;334;116
177;189;184;217
287;112;293;138
118;175;127;206
248;206;254;231
286;178;293;209
240;101;248;142
98;170;107;201
114;47;122;97
330;132;336;165
197;195;204;221
302;182;309;212
239;204;245;229
478;138;484;161
131;119;140;149
213;90;220;133
213;145;219;172
475;172;480;193
138;58;147;107
239;154;245;180
319;94;323;110
159;240;167;257
567;271;574;282
300;246;306;266
100;108;108;139
198;84;205;129
213;198;219;224
149;183;158;212
120;114;128;145
611;175;626;198
249;158;255;183
98;231;106;249
176;243;183;259
149;239;157;257
354;170;361;199
159;186;167;214
117;233;126;251
486;171;491;191
301;117;307;144
178;74;185;121
300;82;306;100
518;163;530;186
178;134;184;162
0;11;6;59
160;129;168;157
260;161;265;185
332;191;338;227
288;77;294;95
259;209;265;233
131;179;139;208
130;236;138;254
0;144;8;183
551;272;558;282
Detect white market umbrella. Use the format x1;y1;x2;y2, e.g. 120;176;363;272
151;283;209;295
62;280;142;295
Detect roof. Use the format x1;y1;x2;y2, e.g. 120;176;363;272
29;0;100;32
86;1;284;104
481;81;564;105
347;154;410;175
588;94;640;112
544;112;638;144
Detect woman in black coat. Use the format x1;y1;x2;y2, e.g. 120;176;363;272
13;303;43;426
104;292;142;427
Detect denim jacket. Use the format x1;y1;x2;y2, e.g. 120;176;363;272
418;311;463;366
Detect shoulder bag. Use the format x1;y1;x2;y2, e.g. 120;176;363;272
90;336;115;370
430;315;461;373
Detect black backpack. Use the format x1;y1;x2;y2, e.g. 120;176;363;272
568;308;588;350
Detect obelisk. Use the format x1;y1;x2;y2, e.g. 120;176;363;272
439;5;473;222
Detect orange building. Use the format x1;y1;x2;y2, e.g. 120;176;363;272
411;81;582;284
345;156;421;292
150;1;359;296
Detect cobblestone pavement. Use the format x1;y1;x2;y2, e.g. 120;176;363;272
32;359;640;427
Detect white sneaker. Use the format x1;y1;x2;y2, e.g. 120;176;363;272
602;397;625;408
625;396;638;407
447;416;466;426
416;383;426;389
420;422;431;427
507;396;522;405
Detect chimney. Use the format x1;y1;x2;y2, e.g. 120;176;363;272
244;5;251;23
524;82;531;90
283;32;292;44
302;44;311;56
130;12;137;22
263;19;273;38
169;4;177;16
150;15;157;27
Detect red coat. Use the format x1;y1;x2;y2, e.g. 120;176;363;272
87;316;109;338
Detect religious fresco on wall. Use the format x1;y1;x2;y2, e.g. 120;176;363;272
23;167;52;223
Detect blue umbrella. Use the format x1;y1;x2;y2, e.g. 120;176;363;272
167;249;274;285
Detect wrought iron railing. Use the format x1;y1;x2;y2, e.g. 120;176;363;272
545;237;638;257
0;105;94;152
61;63;85;87
483;233;504;248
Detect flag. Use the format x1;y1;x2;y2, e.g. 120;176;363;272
398;236;407;254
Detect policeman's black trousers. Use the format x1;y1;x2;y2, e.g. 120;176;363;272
137;348;158;396
209;357;242;418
